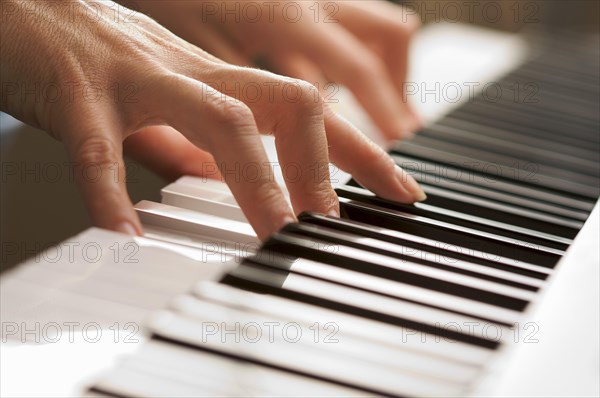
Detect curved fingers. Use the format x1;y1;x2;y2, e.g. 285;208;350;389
145;73;295;240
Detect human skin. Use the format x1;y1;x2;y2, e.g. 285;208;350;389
0;0;425;240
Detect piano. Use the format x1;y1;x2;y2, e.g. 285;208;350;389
1;23;599;397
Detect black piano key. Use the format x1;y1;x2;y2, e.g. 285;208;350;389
483;84;600;126
222;263;501;350
282;222;540;292
392;141;600;199
254;232;531;312
337;199;561;268
392;153;594;214
418;125;599;178
406;136;600;192
437;117;600;163
245;242;522;327
449;109;600;154
149;335;398;397
414;184;579;240
298;213;550;280
449;107;600;151
520;61;600;89
337;185;573;248
508;68;600;101
391;168;588;225
466;94;600;137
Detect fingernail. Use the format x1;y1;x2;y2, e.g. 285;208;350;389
395;166;427;202
406;174;427;202
282;215;296;227
115;222;139;236
327;208;340;218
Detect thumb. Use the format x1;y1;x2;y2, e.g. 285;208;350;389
67;132;142;236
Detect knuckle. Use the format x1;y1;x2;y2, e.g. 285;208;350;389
211;97;256;131
74;136;120;168
287;79;323;115
349;57;386;83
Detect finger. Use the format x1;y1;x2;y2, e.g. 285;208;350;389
64;112;142;236
147;74;294;240
178;25;253;67
201;67;339;217
124;126;221;182
291;18;419;139
323;104;426;203
270;53;329;92
335;1;423;127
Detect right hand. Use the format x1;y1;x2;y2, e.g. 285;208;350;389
0;0;425;240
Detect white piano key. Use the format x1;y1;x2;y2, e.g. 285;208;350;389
339;188;565;256
150;310;467;397
407;167;590;221
92;363;235;397
269;270;513;337
417;184;583;235
392;154;593;214
302;214;553;276
1;277;150;328
133;339;369;397
415;202;572;246
176;175;236;196
162;181;247;222
278;256;524;326
287;224;544;289
275;236;537;303
139;226;255;264
135;200;259;245
171;293;481;384
194;281;494;366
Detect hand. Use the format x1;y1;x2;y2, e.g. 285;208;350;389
134;0;423;140
1;0;425;240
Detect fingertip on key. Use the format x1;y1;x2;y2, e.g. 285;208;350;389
405;173;427;202
394;165;426;203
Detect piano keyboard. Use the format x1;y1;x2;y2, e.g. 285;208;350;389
2;28;599;397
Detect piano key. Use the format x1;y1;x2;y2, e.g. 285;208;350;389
338;197;562;268
451;99;600;140
151;312;468;397
413;185;579;240
298;213;552;280
246;245;523;326
92;360;238;397
170;294;482;385
256;233;536;308
139;226;256;263
472;88;600;129
398;164;590;224
161;181;247;222
392;153;594;213
508;69;600;102
405;136;600;194
224;263;501;350
283;222;544;290
418;125;599;177
135;201;259;245
392;141;600;199
193;281;494;366
176;176;238;196
438;116;600;159
449;107;600;152
97;340;367;397
336;185;571;249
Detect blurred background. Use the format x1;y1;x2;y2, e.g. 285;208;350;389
1;0;599;272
